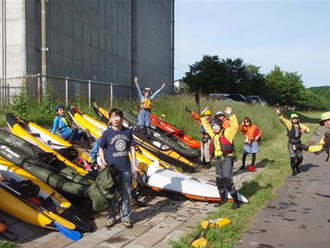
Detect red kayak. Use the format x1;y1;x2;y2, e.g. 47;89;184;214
150;114;201;149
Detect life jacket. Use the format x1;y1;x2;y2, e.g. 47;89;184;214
140;98;153;110
288;123;302;143
58;116;71;132
219;133;234;154
209;130;234;156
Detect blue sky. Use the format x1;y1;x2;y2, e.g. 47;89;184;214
175;0;330;87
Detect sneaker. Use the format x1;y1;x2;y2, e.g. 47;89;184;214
105;219;115;229
123;221;133;229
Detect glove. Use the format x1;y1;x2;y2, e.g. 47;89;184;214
185;106;192;113
295;144;309;151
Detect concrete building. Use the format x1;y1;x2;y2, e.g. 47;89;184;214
0;0;174;101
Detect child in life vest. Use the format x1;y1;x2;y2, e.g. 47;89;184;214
52;105;90;147
239;117;262;171
134;76;165;133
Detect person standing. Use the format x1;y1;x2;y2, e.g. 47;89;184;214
99;108;140;228
239;117;262;171
134;76;165;133
201;106;242;209
276;106;310;176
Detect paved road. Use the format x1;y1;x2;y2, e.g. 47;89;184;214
237;129;330;248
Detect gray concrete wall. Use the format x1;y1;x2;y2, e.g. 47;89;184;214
0;0;26;80
1;0;174;102
132;0;173;92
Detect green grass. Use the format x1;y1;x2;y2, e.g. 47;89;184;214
0;241;15;248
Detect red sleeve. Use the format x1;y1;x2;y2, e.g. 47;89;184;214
191;112;201;122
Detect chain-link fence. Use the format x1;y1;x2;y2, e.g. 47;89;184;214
0;74;133;109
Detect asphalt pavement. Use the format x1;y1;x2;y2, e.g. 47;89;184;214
237;128;330;248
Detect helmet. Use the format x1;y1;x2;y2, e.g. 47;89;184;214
215;111;225;117
290;113;298;119
201;107;211;116
54;104;66;112
143;88;152;93
319;112;330;125
203;110;212;116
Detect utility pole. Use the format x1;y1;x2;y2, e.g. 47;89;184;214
41;0;48;99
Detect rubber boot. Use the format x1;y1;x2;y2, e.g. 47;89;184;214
231;193;241;209
218;193;227;207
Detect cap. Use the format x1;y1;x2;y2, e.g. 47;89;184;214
54;104;66;112
290;113;298;119
319;112;330;125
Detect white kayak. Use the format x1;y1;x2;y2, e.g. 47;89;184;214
141;162;248;203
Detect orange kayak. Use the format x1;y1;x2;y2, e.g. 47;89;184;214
150;113;201;149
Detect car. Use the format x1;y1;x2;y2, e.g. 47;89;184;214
246;95;268;106
226;93;246;102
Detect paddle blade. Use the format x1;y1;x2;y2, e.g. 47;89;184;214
54;222;82;241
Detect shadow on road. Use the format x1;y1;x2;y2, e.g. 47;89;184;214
240;181;273;199
299;163;319;173
234;159;274;176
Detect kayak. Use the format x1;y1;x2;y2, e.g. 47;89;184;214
74;107;199;172
0;158;89;232
92;103;200;158
5;113;90;177
123;111;200;159
0;129;91;197
151;113;201;149
21;119;93;166
135;151;248;203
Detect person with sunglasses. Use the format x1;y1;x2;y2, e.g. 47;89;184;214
99;108;140;229
239;117;262;171
276;106;310;176
134;76;166;133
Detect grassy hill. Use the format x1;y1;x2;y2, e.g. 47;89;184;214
309;86;330;107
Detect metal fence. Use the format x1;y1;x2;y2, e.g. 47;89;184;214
0;74;132;109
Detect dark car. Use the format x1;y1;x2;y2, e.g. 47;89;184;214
226;93;246;102
245;95;268;106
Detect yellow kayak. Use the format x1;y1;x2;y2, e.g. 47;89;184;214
5;113;89;177
20;118;92;165
91;104;198;172
0;158;89;231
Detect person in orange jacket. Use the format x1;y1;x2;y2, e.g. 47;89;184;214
239;117;262;171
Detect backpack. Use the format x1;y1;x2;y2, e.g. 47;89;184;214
88;167;116;212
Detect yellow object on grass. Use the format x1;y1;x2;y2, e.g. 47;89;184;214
201;218;232;229
191;237;207;248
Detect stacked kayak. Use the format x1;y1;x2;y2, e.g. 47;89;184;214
123;111;200;159
0;129;91;197
0;158;89;237
5;113;92;178
150;113;201;149
71;107;198;172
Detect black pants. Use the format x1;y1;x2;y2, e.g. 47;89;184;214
288;142;303;173
215;156;237;198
